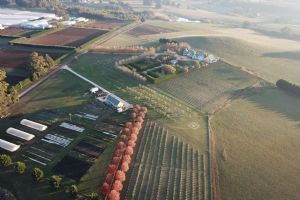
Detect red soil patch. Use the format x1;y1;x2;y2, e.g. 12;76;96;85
27;27;108;47
128;25;174;36
0;27;27;36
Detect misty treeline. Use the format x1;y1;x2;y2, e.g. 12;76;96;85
276;79;300;97
0;0;60;7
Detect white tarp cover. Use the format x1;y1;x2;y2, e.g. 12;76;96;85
21;119;48;131
0;139;20;152
6;127;35;141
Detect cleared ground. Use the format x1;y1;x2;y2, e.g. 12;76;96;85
211;87;300;200
127;24;175;36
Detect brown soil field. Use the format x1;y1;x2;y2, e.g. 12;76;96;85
128;24;175;36
80;20;127;30
0;27;27;36
26;27;108;47
0;50;63;68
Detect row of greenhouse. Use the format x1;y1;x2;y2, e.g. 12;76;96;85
0;119;48;152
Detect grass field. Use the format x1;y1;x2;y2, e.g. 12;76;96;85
155;61;259;112
211;87;300;200
175;36;300;85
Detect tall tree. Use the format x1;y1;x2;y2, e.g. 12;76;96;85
0;70;9;118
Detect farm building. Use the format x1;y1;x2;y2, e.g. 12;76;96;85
90;87;99;94
204;54;219;64
0;139;20;152
18;19;53;30
105;94;125;113
20;119;48;131
6;128;35;141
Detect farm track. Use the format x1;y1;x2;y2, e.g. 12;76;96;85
18;22;139;98
123;121;209;200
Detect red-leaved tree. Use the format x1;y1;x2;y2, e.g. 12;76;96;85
105;173;114;184
121;162;129;172
125;146;134;156
112;180;123;192
108;164;117;174
115;170;126;182
101;182;110;196
108;190;120;200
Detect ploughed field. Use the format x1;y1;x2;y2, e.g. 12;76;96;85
0;27;26;36
80;20;127;30
25;27;108;47
128;24;175;36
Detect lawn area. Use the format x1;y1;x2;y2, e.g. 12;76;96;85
9;71;90;116
155;61;259;112
211;87;300;200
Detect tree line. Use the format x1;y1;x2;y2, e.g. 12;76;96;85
0;52;55;118
276;79;300;97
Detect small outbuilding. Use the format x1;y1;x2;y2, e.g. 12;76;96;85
0;139;20;152
90;87;99;94
6;128;35;141
20;119;48;131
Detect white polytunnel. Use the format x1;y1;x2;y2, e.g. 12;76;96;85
6;127;35;141
0;139;20;152
20;119;48;131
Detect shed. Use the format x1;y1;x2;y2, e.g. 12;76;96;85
0;139;20;152
20;119;48;131
6;128;35;141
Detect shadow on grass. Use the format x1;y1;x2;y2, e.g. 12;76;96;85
262;51;300;61
239;86;300;123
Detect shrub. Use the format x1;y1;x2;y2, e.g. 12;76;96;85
0;154;12;167
15;161;26;174
69;185;78;196
50;175;62;189
32;167;44;182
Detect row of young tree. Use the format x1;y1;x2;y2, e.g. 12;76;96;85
100;105;147;200
276;79;300;97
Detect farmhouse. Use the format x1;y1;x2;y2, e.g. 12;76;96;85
105;94;125;113
20;119;48;131
6;128;35;141
183;48;206;61
0;139;20;152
